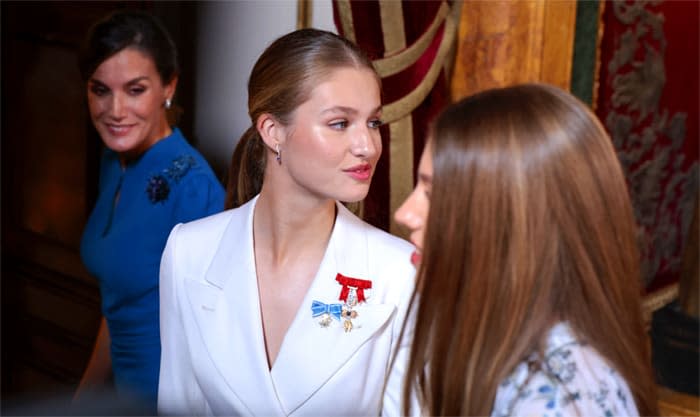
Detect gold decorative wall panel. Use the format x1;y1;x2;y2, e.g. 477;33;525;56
450;0;577;100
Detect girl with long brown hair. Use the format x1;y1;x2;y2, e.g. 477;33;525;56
394;83;658;416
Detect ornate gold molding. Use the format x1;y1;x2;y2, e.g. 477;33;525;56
542;0;577;90
450;0;577;100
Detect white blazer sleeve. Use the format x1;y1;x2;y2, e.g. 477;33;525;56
158;224;209;416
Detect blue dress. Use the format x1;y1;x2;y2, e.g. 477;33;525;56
80;128;224;412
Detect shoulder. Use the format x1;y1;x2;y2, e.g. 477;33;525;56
155;129;219;179
163;207;240;276
163;133;219;182
173;206;239;242
492;323;639;417
148;131;224;204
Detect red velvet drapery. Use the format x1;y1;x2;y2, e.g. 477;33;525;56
596;0;699;293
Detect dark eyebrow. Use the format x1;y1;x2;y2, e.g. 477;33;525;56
321;105;383;116
88;76;150;86
88;78;107;87
125;76;150;85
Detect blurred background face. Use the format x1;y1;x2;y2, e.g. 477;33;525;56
87;47;175;164
394;140;433;267
280;67;382;203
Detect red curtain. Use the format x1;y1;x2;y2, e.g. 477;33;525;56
332;0;457;234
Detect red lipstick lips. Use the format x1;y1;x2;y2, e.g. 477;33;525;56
345;164;372;181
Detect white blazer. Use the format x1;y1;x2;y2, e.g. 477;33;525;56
158;196;415;416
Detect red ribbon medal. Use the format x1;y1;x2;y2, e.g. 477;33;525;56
335;273;372;304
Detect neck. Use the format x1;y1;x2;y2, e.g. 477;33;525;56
253;187;336;268
118;120;173;167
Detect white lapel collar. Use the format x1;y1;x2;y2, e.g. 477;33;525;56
271;203;396;415
185;196;286;416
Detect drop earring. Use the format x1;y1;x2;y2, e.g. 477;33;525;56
165;98;172;109
275;143;282;165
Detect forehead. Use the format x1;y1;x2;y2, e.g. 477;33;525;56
302;67;381;112
92;48;158;81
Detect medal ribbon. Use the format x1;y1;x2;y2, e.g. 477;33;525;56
335;273;372;303
311;300;343;320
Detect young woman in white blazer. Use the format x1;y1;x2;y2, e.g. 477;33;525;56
158;29;415;416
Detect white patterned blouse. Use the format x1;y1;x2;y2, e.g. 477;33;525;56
491;322;639;417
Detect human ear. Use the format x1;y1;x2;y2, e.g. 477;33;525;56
256;113;284;153
164;75;178;103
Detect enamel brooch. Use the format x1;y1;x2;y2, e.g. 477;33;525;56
311;300;342;327
309;273;373;332
336;273;372;332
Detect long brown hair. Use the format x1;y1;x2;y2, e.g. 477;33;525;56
402;83;658;416
224;28;379;209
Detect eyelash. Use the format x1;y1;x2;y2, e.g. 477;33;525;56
369;119;383;129
90;85;108;96
330;120;349;130
329;118;383;130
89;85;146;97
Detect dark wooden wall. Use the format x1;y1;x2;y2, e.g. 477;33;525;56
1;1;200;406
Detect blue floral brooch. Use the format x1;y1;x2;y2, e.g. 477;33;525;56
146;155;197;203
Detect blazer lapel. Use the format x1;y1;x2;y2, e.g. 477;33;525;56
185;197;285;416
271;203;396;415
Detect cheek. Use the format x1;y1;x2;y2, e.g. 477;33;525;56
410;195;430;232
87;97;105;119
416;229;425;247
395;192;422;228
294;128;338;161
373;131;383;156
414;202;428;229
132;96;160;118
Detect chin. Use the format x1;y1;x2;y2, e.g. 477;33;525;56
337;189;370;204
103;141;135;154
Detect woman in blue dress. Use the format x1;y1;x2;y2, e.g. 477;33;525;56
393;84;659;416
74;10;224;413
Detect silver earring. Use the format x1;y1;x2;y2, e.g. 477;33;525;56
165;99;172;109
275;143;282;165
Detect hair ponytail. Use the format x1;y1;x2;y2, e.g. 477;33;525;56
224;126;266;209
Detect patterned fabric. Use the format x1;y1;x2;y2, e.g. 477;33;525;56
595;0;699;292
491;323;638;417
145;155;197;203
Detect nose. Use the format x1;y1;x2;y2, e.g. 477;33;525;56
109;93;127;119
350;126;379;159
394;191;420;232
